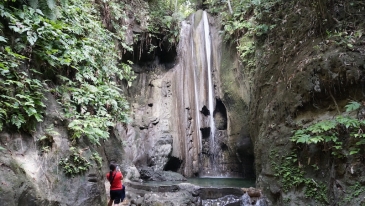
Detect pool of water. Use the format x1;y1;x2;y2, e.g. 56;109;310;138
187;178;255;188
139;178;255;188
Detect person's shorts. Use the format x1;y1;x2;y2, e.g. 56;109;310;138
110;185;125;204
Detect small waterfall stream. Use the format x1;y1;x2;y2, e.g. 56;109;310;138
202;11;216;165
174;9;248;178
178;10;220;176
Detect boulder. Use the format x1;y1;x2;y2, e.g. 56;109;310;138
139;167;187;181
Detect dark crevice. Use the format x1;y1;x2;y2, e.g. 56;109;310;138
164;156;183;172
220;142;229;151
201;106;210;116
214;99;228;130
121;33;177;72
200;127;211;139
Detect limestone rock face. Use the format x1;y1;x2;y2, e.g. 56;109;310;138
0;93;107;206
121;10;255;178
247;1;365;205
150;135;173;171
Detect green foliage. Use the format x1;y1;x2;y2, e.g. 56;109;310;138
325;29;363;50
27;0;58;19
0;0;134;144
291;101;365;157
270;150;329;204
303;179;328;204
57;76;130;144
59;147;91;176
147;0;186;46
282;197;290;205
106;1;132;52
345;101;361;112
292;120;337;144
204;0;277;69
342;182;365;204
37;124;59;153
52;1;134;144
271;152;304;192
0;3;47;132
91;152;103;168
0;66;46;131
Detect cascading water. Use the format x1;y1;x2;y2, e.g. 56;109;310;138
202;11;216;163
175;10;247;178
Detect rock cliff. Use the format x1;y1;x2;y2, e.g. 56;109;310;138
1;0;364;205
248;0;365;205
120;10;255;179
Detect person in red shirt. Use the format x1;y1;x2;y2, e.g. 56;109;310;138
106;163;125;206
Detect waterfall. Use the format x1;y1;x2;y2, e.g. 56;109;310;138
175;10;224;177
203;11;216;159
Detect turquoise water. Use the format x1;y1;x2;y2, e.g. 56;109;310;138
187;178;255;188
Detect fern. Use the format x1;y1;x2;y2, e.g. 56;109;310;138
345;101;361;112
291;101;365;157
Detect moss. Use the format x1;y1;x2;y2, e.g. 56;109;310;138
270;150;329;205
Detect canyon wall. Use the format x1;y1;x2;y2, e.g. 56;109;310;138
121;10;255;178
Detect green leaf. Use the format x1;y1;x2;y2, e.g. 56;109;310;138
296;134;311;144
349;149;359;155
25;107;37;116
11;114;25;129
310;136;324;144
0;36;7;42
33;113;43;122
345;101;361;112
38;135;48;141
26;31;38;45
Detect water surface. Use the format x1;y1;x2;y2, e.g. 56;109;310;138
187;178;255;188
139;178;255;188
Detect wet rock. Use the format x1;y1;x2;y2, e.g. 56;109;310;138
150;135;173;171
123;165;141;182
125;181;267;206
242;187;262;197
139;167;187;181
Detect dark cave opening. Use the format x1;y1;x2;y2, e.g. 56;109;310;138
236;136;256;179
201;105;210;116
213;99;228;130
220;142;229;151
200;127;211;139
121;33;177;71
164;156;183;172
159;44;177;70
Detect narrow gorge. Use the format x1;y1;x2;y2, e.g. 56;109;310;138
1;0;365;206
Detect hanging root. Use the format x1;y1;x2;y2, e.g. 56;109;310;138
329;91;340;114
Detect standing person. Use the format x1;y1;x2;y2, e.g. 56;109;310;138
106;163;125;206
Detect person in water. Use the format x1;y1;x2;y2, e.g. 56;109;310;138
106;163;125;206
